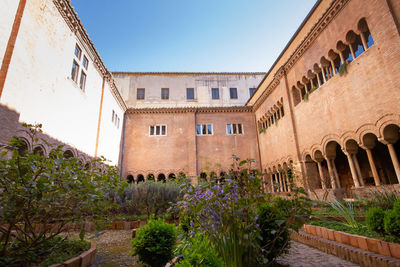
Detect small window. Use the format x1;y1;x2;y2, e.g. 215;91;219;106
227;124;243;135
187;88;194;100
82;56;89;69
137;88;145;100
112;110;115;122
161;88;169;100
79;71;87;91
211;88;219;99
249;88;256;97
149;125;167;136
71;60;79;82
230;88;238;99
74;44;82;60
196;124;213;135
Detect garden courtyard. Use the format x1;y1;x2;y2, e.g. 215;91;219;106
1;131;400;266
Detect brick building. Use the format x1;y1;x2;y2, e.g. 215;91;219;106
1;0;399;199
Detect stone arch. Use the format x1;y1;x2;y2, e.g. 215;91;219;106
137;174;145;183
168;173;176;180
147;173;155;181
63;149;74;159
199;172;207;182
126;174;134;184
33;145;45;156
157;173;166;182
358;18;374;48
377;115;400;139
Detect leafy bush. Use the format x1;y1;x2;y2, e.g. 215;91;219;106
132;218;177;267
366;207;385;234
393;198;400;213
384;209;400;238
175;234;223;267
113;180;182;218
0;124;123;265
257;203;290;263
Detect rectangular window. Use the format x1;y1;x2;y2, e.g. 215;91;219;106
196;124;213;135
186;88;194;100
137;88;145;100
230;88;238;99
161;88;169;100
227;124;243;135
211;88;219;99
74;44;82;60
149;125;167;136
79;71;87;91
82;55;89;69
112;110;115;122
249;88;256;97
71;60;79;82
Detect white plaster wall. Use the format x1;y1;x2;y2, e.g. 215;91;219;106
0;0;19;64
96;82;124;165
113;74;264;108
0;0;124;162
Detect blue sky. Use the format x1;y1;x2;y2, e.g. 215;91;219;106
71;0;317;72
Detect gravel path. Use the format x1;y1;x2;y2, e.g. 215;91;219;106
86;230;358;267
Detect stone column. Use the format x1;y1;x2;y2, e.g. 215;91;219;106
331;160;341;188
360;33;368;51
278;171;284;192
320;65;327;83
285;170;292;192
330;60;336;75
349;44;356;60
326;158;337;189
345;152;361;188
387;143;400;183
364;148;381;186
352;154;365;186
316;161;327;189
270;173;275;192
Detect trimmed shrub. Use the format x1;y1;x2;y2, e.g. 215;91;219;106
257;202;290;263
175;235;223;267
393;198;400;213
132;218;176;267
384;209;400;238
366;207;385;234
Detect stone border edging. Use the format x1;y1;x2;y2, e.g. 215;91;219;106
49;242;96;267
303;224;400;259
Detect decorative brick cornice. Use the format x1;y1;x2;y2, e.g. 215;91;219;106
252;0;350;111
126;106;253;114
52;0;127;112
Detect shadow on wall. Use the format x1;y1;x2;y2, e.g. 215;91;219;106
0;103;91;161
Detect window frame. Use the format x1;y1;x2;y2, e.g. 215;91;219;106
161;88;169;100
149;124;167;136
249;88;256;97
186;88;195;100
196;124;213;136
211;88;220;100
79;70;87;91
229;88;238;99
137;88;145;100
71;60;79;83
226;123;244;135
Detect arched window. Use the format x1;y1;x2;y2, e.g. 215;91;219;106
157;173;166;182
168;173;176;180
127;175;134;183
33;146;44;156
137;174;145;183
358;18;374;48
292;86;301;106
200;172;207;182
346;30;364;58
63;150;74;159
328;49;341;74
147;173;155;181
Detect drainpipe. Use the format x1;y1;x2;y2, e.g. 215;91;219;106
118;112;127;180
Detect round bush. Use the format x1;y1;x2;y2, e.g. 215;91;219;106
366;207;385;234
393;198;400;213
257;203;290;263
132;218;176;267
384;209;400;238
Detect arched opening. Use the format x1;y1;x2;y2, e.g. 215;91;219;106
326;141;353;190
364;133;397;185
346;30;365;58
305;155;321;189
168;173;176;180
33;146;44;156
382;124;400;184
337;40;353;63
127;175;134;184
313;64;324;87
358;18;374;48
16;139;28;156
157;173;166;182
320;56;332;80
147;173;155;181
210;171;217;180
328;49;341;74
292;86;301;106
63;150;74;159
199;172;207;182
137;174;145;183
297;82;306;100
